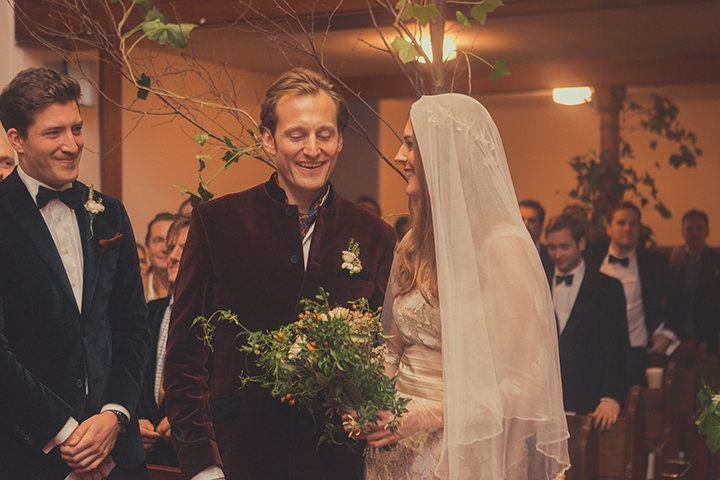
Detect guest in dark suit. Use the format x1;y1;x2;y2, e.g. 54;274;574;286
520;199;553;275
0;68;150;478
667;210;720;352
0;134;15;181
163;68;397;480
587;201;672;385
137;215;188;467
546;215;630;431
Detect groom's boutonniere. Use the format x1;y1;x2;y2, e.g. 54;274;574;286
84;184;104;239
341;238;362;275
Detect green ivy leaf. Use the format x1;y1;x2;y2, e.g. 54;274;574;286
223;136;235;149
195;133;209;146
395;0;413;20
456;11;472;28
470;0;504;24
198;182;215;202
142;7;195;49
489;59;511;81
197;156;206;172
391;36;419;64
136;73;150;100
174;185;203;207
409;4;440;26
132;0;153;9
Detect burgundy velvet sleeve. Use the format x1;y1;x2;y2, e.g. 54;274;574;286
163;207;223;479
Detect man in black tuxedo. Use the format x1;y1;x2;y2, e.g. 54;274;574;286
0;68;150;479
587;201;672;386
520;199;553;275
667;210;720;352
137;215;189;466
546;215;630;430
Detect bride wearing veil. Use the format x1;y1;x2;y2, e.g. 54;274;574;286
360;94;569;479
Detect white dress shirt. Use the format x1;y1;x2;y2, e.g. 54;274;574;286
553;261;586;334
154;296;173;406
17;166;129;462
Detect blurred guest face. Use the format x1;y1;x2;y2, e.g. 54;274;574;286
683;217;709;252
7;102;83;189
395;120;422;198
546;228;586;274
0;136;15;181
166;226;189;285
261;92;342;207
607;208;640;254
146;219;173;271
137;245;149;276
520;206;543;243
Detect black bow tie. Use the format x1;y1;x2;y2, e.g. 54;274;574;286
608;255;630;267
555;274;574;286
36;184;83;210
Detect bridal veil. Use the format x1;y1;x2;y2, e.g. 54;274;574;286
405;93;569;479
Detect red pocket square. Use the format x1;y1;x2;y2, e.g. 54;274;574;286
99;232;124;253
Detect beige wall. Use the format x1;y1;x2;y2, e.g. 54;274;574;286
121;60;276;243
375;83;720;248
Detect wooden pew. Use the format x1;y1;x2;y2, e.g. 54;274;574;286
566;414;599;480
598;386;646;480
147;464;183;480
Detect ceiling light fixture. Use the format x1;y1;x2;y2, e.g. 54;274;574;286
417;35;457;63
552;87;594;105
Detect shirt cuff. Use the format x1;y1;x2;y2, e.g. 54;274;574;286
100;403;131;421
43;417;78;454
653;323;678;342
191;466;225;480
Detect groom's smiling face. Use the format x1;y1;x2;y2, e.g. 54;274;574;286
262;91;342;206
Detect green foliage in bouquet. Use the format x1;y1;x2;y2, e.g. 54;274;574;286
193;288;410;452
697;382;720;453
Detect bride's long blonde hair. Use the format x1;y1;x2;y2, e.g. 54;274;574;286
394;138;438;305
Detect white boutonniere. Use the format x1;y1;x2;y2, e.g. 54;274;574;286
84;184;104;239
341;238;362;275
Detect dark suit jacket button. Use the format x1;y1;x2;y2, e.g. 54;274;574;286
76;378;84;389
290;255;300;265
285;207;294;217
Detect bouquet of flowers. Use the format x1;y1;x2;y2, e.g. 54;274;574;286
193;288;409;451
696;382;720;453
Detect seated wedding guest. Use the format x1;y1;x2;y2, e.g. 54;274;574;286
666;210;720;352
519;198;552;274
356;195;381;216
0;134;15;181
587;201;672;385
144;212;176;301
359;94;569;479
137;216;190;467
178;197;192;217
137;243;149;278
545;214;630;430
394;215;410;241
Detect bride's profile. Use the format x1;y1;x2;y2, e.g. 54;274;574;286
359;93;570;479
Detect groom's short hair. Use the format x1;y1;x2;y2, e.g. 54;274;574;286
259;68;349;136
0;67;81;138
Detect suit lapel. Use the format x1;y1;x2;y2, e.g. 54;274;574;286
561;270;590;338
74;184;101;316
2;173;78;312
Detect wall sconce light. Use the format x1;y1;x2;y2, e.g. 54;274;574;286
552;87;593;106
417;35;457;63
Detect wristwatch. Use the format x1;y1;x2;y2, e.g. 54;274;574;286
108;409;129;432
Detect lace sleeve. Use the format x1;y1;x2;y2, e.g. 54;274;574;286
383;319;404;378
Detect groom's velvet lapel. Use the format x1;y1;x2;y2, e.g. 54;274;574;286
74;183;101;317
2;171;78;312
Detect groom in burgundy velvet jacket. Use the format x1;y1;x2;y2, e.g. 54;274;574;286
163;68;396;480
